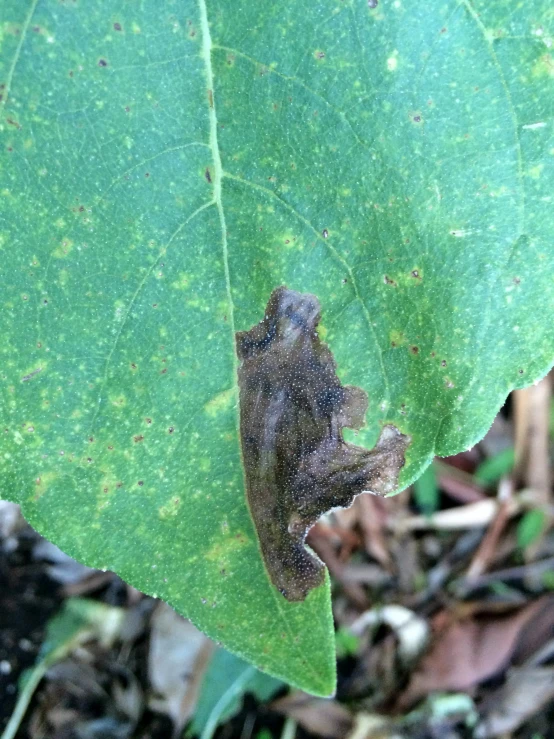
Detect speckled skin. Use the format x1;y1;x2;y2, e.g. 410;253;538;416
236;287;410;601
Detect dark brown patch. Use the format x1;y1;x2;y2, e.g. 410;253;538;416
236;287;410;601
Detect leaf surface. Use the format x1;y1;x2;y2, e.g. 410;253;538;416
1;0;553;694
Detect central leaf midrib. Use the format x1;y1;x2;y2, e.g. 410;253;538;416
197;0;237;360
197;0;330;691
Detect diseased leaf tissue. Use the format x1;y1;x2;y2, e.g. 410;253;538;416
237;287;410;601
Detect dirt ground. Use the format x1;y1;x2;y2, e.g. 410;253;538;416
1;378;554;739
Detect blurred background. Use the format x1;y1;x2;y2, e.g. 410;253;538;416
1;376;554;739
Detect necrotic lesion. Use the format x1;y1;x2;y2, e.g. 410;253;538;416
236;286;410;601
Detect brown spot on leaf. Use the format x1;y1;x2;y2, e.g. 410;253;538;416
113;22;122;31
205;167;212;183
98;58;108;67
236;287;410;601
134;435;144;443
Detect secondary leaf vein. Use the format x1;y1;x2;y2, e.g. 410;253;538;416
0;0;40;111
89;199;215;432
212;44;370;152
223;171;391;406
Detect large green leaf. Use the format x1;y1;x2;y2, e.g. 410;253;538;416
1;0;553;696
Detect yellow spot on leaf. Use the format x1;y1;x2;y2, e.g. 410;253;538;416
110;394;127;408
52;238;73;258
32;471;58;501
159;496;182;519
171;272;191;290
389;329;406;347
532;53;554;78
527;164;544;179
205;531;250;562
204;387;236;417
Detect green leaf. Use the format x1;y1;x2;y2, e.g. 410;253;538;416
190;648;283;739
474;448;515;486
335;627;360;658
541;571;554;590
1;0;553;695
517;508;546;550
413;462;439;514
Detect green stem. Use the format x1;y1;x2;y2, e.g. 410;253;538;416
200;666;257;739
1;663;48;739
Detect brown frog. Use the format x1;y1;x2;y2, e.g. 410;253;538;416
236;287;410;601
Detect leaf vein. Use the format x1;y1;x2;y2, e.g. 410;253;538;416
212;44;371;152
89;199;216;432
460;0;525;236
0;0;40;111
223;171;391;405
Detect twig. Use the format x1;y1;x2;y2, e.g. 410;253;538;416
514;376;552;505
466;477;514;581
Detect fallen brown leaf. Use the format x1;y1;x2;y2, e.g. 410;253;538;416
148;603;214;736
476;666;554;738
397;596;554;710
271;691;353;738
